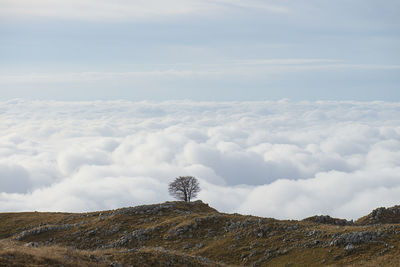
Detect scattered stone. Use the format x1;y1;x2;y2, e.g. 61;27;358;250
87;229;97;237
344;244;355;251
25;242;39;248
253;225;270;238
183;243;193;250
89;254;99;261
195;243;205;249
109;262;122;267
14;223;81;241
109;226;162;248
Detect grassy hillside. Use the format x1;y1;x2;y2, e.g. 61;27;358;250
1;201;400;266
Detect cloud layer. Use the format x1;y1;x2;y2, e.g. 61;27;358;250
1;100;400;220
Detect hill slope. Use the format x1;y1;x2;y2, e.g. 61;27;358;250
1;200;400;266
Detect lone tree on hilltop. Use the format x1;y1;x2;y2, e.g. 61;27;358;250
168;176;200;202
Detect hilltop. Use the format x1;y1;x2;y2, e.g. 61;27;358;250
1;201;400;266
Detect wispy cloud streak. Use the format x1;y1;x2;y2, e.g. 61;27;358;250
0;0;288;21
1;60;398;84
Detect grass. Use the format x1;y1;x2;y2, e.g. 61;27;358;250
0;239;108;267
0;200;400;266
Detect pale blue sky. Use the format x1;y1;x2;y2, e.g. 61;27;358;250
0;0;399;100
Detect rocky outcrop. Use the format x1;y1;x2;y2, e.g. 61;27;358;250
357;205;400;225
303;215;353;226
113;200;215;216
107;226;164;248
329;231;387;247
14;223;81;241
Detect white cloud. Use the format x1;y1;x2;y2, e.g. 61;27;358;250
0;0;288;21
0;164;31;193
1;100;400;220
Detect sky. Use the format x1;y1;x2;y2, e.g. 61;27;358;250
0;1;400;219
0;0;399;100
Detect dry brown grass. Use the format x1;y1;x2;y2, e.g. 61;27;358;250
1;201;400;267
0;239;108;267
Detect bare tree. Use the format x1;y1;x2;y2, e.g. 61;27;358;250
168;176;200;202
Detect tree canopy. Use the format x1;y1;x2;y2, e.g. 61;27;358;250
168;176;200;202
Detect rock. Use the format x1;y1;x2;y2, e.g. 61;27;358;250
89;254;100;261
285;224;300;231
132;229;149;241
249;250;259;257
14;223;80;241
234;233;243;240
183;243;193;250
207;229;216;237
358;205;400;225
195;243;205;249
307;230;321;237
253;225;270;238
106;225;120;235
113;202;175;216
304;240;322;248
250;242;259;249
25;242;39;248
330;231;378;247
110;226;162;248
113;200;214;216
303;215;353;226
87;229;97;236
344;244;355;251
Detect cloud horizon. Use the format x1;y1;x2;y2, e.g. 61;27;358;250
1;100;400;220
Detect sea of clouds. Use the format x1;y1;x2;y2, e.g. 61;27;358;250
1;99;400;220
